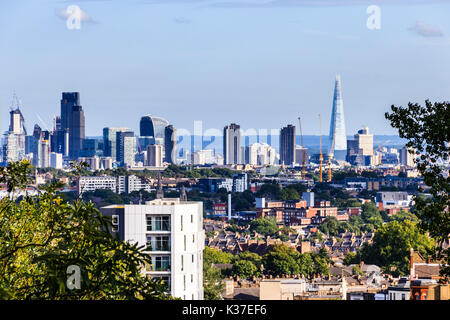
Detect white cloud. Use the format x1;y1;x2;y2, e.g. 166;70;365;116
409;22;444;37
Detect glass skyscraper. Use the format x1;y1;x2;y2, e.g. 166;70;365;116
329;75;347;161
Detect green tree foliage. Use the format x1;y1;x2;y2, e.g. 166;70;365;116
232;260;258;278
343;252;358;266
0;161;171;300
278;188;300;201
318;217;340;236
203;247;233;265
249;217;279;236
255;183;281;200
358;220;435;276
385;100;449;280
262;244;300;276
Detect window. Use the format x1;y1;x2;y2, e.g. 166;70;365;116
146;235;170;251
192;254;194;263
181;255;184;271
154;256;170;271
192;234;195;243
147;215;170;231
184;235;186;251
401;294;405;300
191;274;193;283
112;215;119;225
184;275;186;291
191;214;193;223
181;216;183;231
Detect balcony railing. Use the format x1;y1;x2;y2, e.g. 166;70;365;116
146;243;170;252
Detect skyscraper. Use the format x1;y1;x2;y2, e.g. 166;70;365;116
68;105;85;160
223;123;241;165
60;92;80;157
329;75;347;161
140;115;169;142
116;131;136;167
279;125;296;166
3;105;27;163
346;126;374;166
164;125;176;164
103;127;131;162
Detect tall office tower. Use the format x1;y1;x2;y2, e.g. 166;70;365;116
51;116;65;154
38;138;50;168
147;144;163;167
346;126;374;166
32;124;42;140
4;107;27;163
68;105;85;160
103;127;130;161
164;125;176;164
116;131;136;167
140;115;169;141
100;197;205;300
223;123;241;165
60;92;80;156
329;75;347;161
9;107;27;135
279;125;296;165
399;146;417;168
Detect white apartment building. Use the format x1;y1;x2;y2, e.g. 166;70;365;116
78;176;117;194
245;142;276;166
100;198;205;300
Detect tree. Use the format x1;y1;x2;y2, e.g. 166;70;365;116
0;161;170;300
343;252;358;266
386;100;449;280
262;244;300;276
318;217;340;236
203;247;232;265
202;247;232;300
360;202;383;228
279;188;300;201
232;260;258;279
249;217;279;236
359;220;435;276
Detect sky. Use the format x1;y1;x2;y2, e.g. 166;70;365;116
0;0;449;138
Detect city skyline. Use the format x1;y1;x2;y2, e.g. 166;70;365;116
1;1;450;136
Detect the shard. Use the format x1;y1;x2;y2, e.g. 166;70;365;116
329;75;347;161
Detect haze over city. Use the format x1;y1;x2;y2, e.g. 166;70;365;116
1;0;450;137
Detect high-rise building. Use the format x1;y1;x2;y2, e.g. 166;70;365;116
223;123;241;165
346;127;374;166
164;125;176;164
3;106;27;163
399;146;417;168
60;92;80;156
103;127;131;161
147;144;163;167
116;131;136;167
279;125;296;166
140;115;169;140
68;105;85;160
329;75;347;161
100;198;205;300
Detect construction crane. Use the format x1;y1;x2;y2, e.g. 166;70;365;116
298;116;306;180
327;126;336;182
319;114;323;183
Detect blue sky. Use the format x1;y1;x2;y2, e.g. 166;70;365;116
1;0;449;137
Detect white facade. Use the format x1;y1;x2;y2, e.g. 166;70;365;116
245;143;276;165
50;152;63;169
101;199;205;300
78;176;117;194
399;146;417;167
